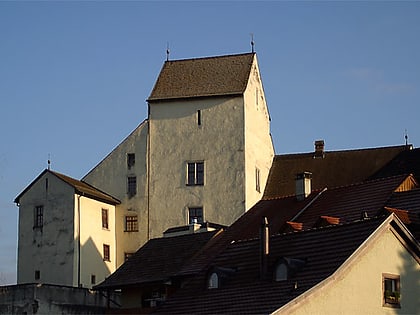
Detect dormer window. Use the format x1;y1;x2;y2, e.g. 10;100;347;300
208;272;219;289
274;257;306;282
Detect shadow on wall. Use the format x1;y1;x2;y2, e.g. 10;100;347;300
80;237;112;288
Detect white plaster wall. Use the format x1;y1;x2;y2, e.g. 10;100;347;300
243;56;274;210
148;96;247;237
17;172;76;286
83;122;148;267
279;228;420;315
77;196;116;288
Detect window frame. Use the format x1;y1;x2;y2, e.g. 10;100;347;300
188;207;203;224
34;205;44;229
101;208;109;230
382;273;401;308
125;215;139;232
127;153;135;169
103;244;110;262
127;176;137;196
186;162;204;186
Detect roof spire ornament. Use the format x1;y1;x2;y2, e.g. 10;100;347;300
250;33;255;53
47;154;51;170
405;129;409;146
166;42;170;61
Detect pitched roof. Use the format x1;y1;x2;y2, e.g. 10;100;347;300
264;145;408;199
95;230;219;289
154;216;393;314
15;169;120;205
147;53;255;102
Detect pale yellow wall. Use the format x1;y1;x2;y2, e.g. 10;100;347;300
17;172;76;286
276;227;420;315
83;122;148;267
243;56;274;210
77;196;116;288
148;96;247;237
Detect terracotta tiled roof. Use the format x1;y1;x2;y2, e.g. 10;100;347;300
289;174;414;230
14;169;120;205
264;145;407;199
371;146;420;181
147;53;255;102
154;217;389;314
95;231;219;289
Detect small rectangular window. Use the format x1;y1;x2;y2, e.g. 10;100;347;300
383;273;401;308
188;207;203;224
256;168;261;193
35;270;40;280
127;153;135;169
187;162;204;186
34;206;44;228
125;215;138;232
103;244;110;262
197;110;202;126
127;176;137;196
102;209;109;229
91;274;96;285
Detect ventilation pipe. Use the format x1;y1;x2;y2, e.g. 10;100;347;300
260;216;269;280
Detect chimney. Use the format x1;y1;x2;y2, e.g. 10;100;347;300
260;216;269;280
314;140;325;158
296;172;312;201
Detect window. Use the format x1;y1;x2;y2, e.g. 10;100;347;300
35;270;40;280
208;272;219;289
256;168;261;192
127;176;137;196
125;215;138;232
275;263;288;281
124;252;134;261
188;207;203;224
102;209;109;229
197;110;202;126
91;274;96;285
383;274;401;307
127;153;135;169
187;162;204;186
34;206;44;228
103;244;110;261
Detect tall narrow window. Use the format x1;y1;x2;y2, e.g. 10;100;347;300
383;274;401;307
197;110;202;126
256;168;261;193
91;274;96;285
103;244;110;262
35;270;40;280
127;176;137;196
34;206;44;228
127;153;135;169
187;162;204;186
102;209;109;229
188;207;203;224
125;215;138;232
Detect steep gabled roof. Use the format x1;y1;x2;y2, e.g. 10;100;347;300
147;53;255;102
95;230;220;290
14;169;120;205
264;145;408;199
154;216;407;314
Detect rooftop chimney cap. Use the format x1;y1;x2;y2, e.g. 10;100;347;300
314;140;325;158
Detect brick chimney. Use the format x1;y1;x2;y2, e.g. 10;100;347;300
314;140;325;158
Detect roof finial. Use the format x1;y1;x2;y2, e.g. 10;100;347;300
166;42;170;61
250;33;255;53
47;154;51;170
405;129;409;146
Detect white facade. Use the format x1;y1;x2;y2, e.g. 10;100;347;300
16;170;117;288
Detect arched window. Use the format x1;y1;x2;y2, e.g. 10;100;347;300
208;272;219;289
275;263;288;281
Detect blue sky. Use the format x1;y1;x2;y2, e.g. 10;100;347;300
1;1;419;285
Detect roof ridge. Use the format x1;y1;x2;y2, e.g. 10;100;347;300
165;52;255;63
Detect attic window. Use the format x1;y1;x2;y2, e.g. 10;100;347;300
208;272;219;289
275;263;288;281
274;257;306;282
